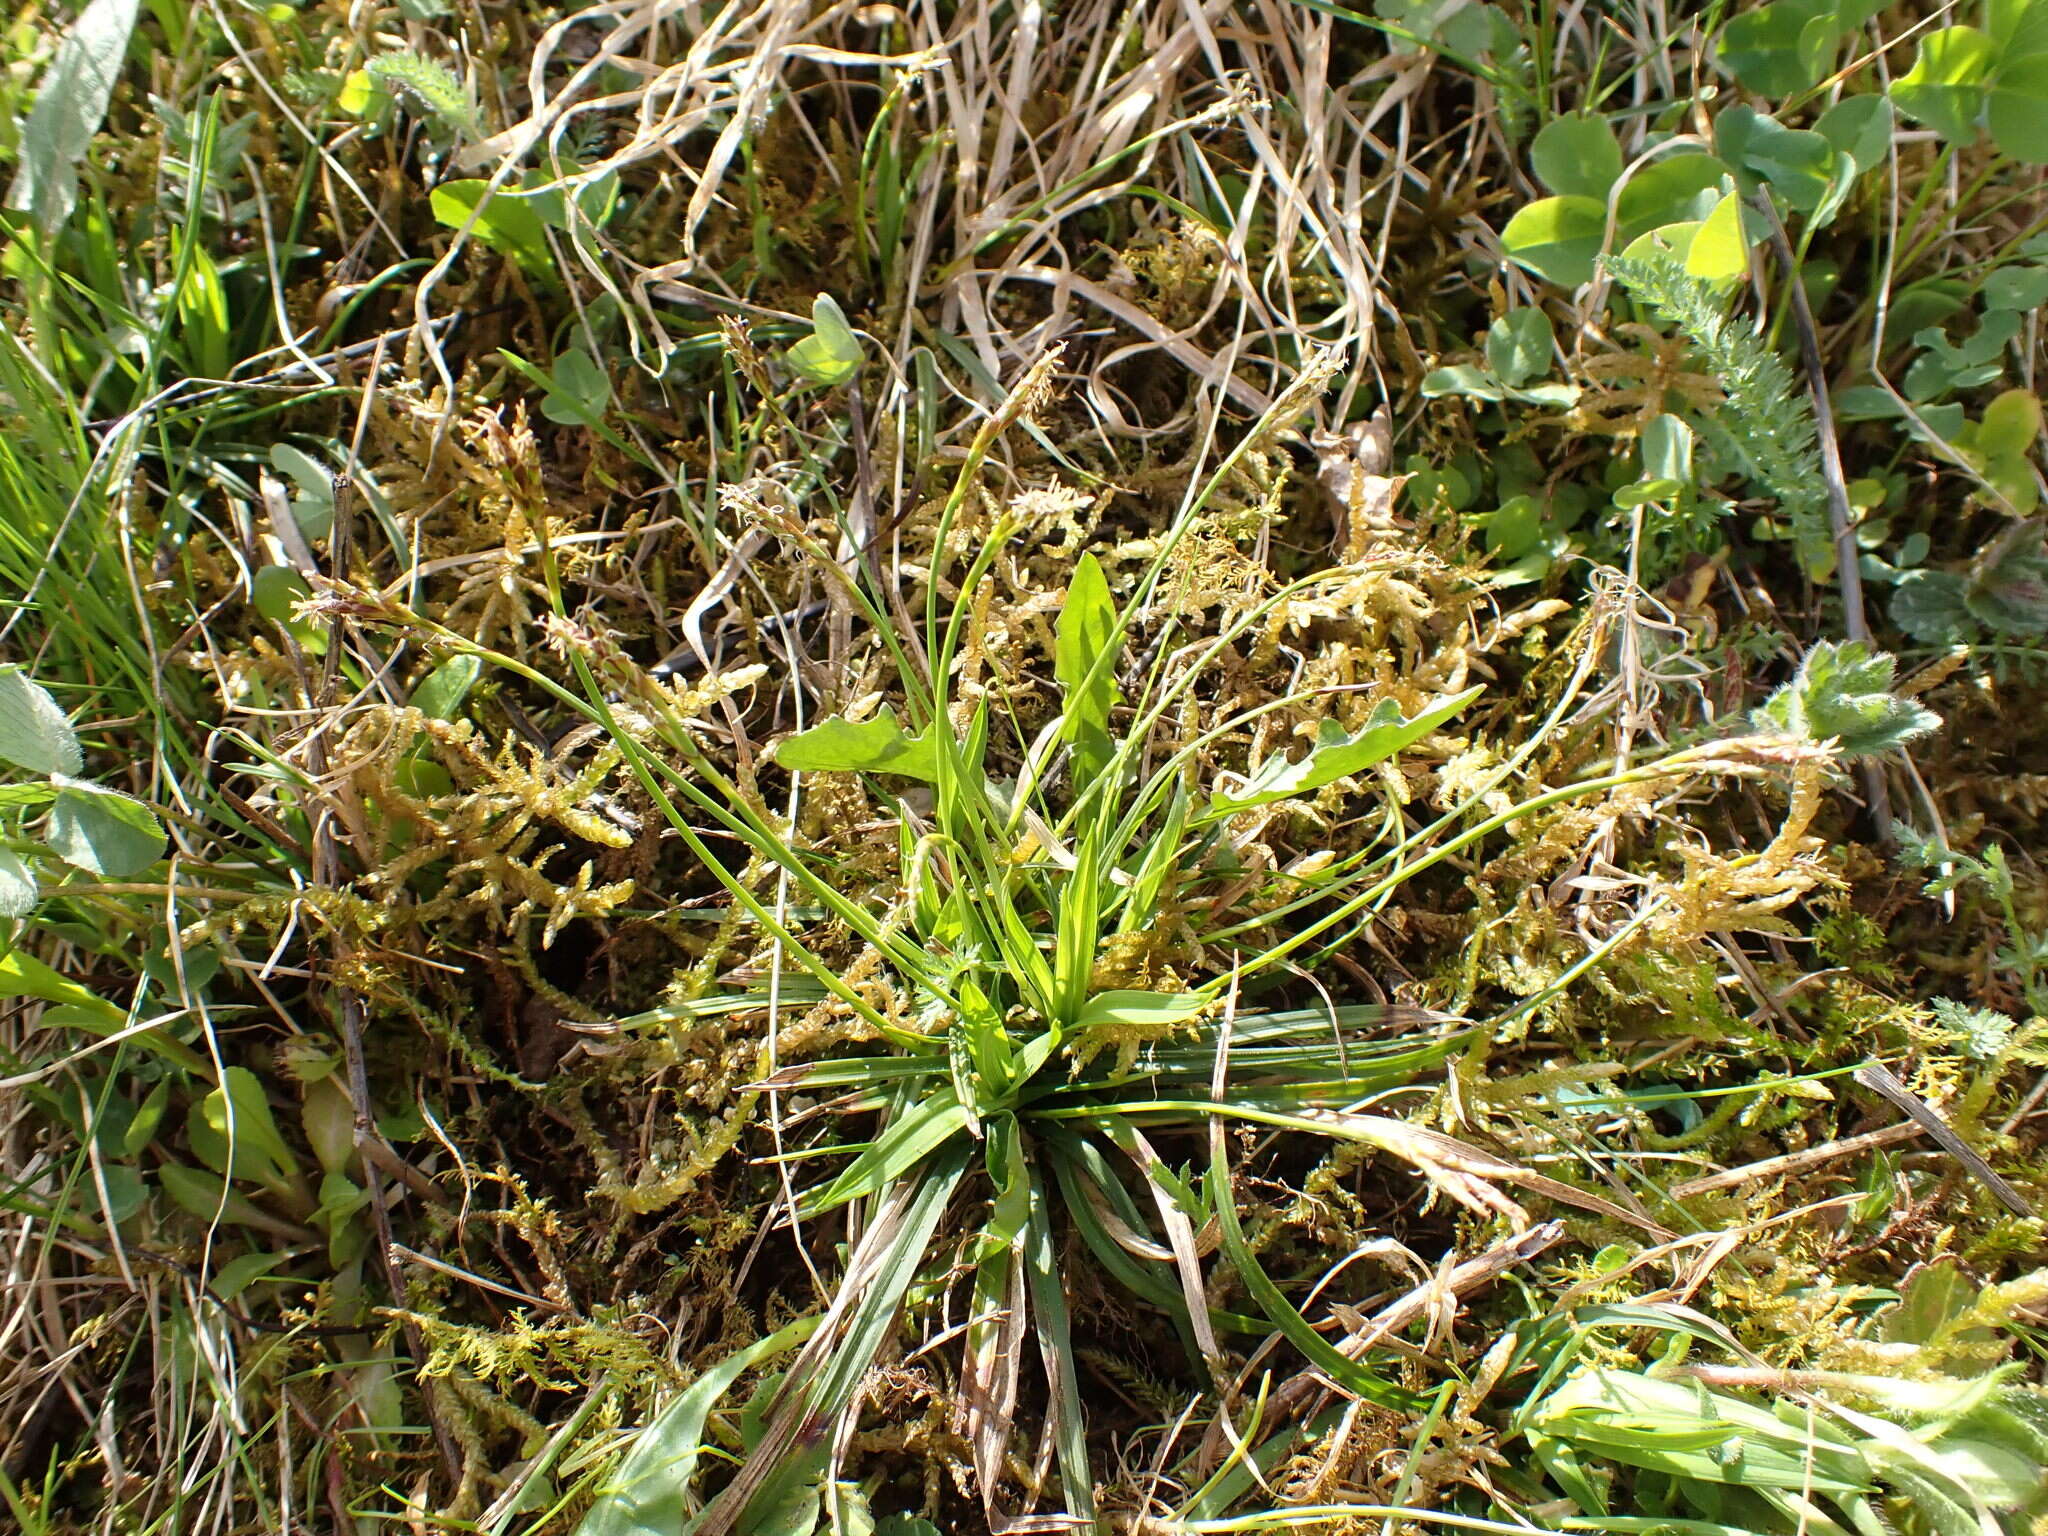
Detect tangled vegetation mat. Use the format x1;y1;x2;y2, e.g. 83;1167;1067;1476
4;0;2048;1531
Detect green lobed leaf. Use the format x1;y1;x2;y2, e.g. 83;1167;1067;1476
1716;0;1836;96
43;781;165;877
0;666;82;777
1420;363;1505;400
1754;640;1941;759
541;347;611;427
1529;114;1622;199
1206;686;1481;817
2;0;141;234
771;707;940;781
1964;545;2048;635
1890;27;1995;144
783;293;865;388
1816;94;1895;175
1614;154;1729;245
1714;104;1840;213
1485;308;1554;388
1982;263;2048;311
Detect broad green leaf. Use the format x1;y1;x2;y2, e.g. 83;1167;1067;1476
541;347;611;427
0;847;37;918
1485;308;1554;388
1714;104;1839;213
1055;552;1119;787
0;666;82;776
784;293;865;388
251;566;326;655
1683;192;1749;280
1499;195;1606;287
1990;0;2048;54
1614;154;1728;244
1755;640;1940;759
44;781;165;877
2;0;141;234
1207;686;1482;817
1716;1;1835;95
1982;263;2048;311
1529;114;1621;199
429;179;552;271
1641;413;1695;488
1965;546;2048;633
269;443;335;541
873;1519;942;1536
1987;53;2048;163
411;654;481;719
771;707;939;781
191;1066;302;1185
1890;27;1994;144
1977;389;2042;461
1816;94;1895;175
1420;363;1506;400
1617;218;1701;266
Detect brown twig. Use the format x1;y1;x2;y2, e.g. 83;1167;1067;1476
1852;1061;2036;1218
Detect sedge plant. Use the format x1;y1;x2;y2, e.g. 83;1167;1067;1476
326;349;1826;1533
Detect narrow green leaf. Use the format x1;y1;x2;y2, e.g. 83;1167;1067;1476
1206;686;1481;818
801;1090;971;1216
1073;990;1210;1031
1055;552;1119;788
575;1318;820;1536
0;666;82;776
